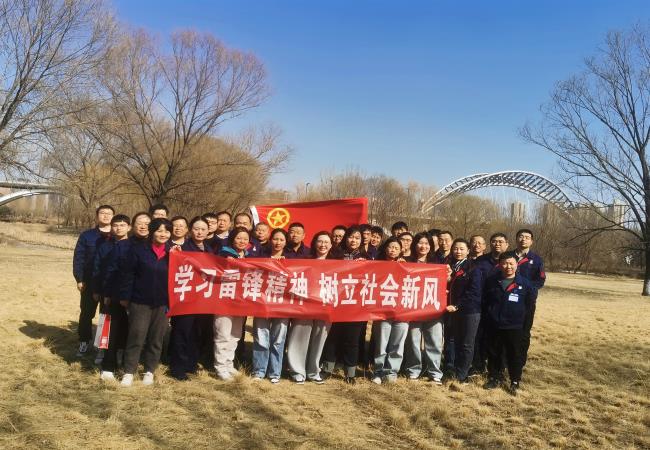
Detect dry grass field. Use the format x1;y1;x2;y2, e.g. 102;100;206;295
0;226;649;449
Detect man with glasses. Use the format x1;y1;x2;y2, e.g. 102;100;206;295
472;232;509;374
515;229;546;367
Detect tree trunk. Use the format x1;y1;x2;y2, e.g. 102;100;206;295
643;244;650;295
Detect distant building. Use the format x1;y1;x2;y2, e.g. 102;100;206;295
511;201;526;223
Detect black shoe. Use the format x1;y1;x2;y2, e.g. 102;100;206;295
171;372;189;381
344;376;356;385
509;381;519;396
320;371;332;381
457;377;470;384
484;378;499;390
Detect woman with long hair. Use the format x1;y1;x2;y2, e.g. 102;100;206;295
119;218;174;387
169;216;214;381
285;231;335;384
371;237;410;384
402;232;444;384
445;238;483;382
321;226;368;384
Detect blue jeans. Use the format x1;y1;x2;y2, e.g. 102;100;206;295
373;320;409;379
402;318;444;380
252;317;288;378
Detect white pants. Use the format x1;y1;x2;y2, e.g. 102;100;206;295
286;319;331;380
213;315;245;378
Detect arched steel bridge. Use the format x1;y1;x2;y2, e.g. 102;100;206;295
421;170;574;213
0;181;61;207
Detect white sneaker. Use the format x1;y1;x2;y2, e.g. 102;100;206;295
372;376;382;385
270;378;280;384
94;349;105;365
142;372;154;386
216;372;233;381
100;371;115;381
120;373;134;387
76;341;90;357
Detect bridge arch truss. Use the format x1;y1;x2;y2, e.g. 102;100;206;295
421;170;574;214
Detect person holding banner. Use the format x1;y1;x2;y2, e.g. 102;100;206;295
213;227;252;380
321;226;368;384
252;228;290;383
372;237;409;384
286;231;335;384
169;216;214;381
119;218;174;387
402;232;444;384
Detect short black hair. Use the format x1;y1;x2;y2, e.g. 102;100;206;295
111;214;130;225
427;228;441;238
370;225;384;236
234;212;252;222
171;215;188;226
451;237;469;248
377;236;402;261
359;223;372;233
228;226;251;247
149;203;169;215
332;225;347;233
96;205;114;215
148;217;173;237
255;222;269;230
288;222;305;230
202;212;218;220
438;230;454;239
391;221;408;232
189;215;209;228
131;211;151;224
516;228;534;239
498;251;518;262
216;210;232;220
490;232;508;242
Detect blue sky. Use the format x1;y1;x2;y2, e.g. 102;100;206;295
113;0;649;192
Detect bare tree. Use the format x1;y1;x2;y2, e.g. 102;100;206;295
0;0;113;174
40;100;126;225
521;25;650;294
100;29;278;205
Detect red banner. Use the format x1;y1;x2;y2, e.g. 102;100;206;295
250;198;368;244
168;252;447;322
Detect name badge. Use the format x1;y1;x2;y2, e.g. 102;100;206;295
508;293;519;302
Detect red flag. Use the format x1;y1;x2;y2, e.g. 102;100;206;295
250;198;368;243
168;252;447;322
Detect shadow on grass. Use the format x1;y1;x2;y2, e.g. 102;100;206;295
18;320;97;371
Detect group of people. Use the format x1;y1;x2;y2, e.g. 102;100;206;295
73;202;545;395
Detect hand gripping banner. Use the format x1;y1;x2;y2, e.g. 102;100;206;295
168;252;447;322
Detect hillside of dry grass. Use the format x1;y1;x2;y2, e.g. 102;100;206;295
0;242;648;449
